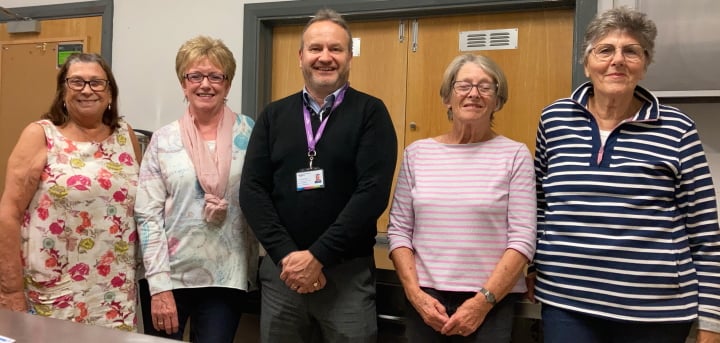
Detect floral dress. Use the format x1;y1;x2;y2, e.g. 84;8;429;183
21;119;139;331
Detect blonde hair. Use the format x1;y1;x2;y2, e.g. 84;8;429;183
175;35;236;85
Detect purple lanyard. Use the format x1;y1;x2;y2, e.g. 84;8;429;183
303;85;347;168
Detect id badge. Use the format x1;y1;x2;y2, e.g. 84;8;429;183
296;168;325;191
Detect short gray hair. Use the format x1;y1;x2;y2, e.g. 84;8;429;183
439;54;509;119
582;6;657;67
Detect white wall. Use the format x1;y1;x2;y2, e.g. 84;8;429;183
669;103;720;209
112;0;291;131
597;0;638;11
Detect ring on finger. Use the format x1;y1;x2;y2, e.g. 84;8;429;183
312;281;319;288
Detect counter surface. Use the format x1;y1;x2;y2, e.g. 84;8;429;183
0;309;175;343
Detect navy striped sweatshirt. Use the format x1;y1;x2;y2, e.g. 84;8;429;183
533;82;720;332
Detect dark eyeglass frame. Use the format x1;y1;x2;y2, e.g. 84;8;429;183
184;73;227;84
452;81;498;96
65;78;110;91
590;43;646;62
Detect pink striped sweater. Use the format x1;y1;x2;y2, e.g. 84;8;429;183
387;136;536;293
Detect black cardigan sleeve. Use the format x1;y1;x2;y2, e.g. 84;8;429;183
239;99;300;264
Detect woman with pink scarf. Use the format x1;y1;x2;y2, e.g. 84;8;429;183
135;35;258;342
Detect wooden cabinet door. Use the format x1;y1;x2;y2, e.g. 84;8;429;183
0;16;102;194
0;42;60;191
406;10;574;151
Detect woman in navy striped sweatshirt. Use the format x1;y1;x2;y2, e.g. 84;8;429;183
530;6;720;343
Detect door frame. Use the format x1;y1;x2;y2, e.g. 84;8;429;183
0;0;113;63
241;0;597;117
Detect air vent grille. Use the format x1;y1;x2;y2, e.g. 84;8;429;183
459;28;518;51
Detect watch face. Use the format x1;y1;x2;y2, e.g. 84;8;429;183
481;288;496;304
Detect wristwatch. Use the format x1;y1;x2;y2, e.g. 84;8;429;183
479;287;497;306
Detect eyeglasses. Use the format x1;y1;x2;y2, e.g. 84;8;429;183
591;43;646;62
452;81;497;96
65;78;109;91
184;73;227;84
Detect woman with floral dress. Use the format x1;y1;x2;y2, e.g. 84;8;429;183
0;53;141;331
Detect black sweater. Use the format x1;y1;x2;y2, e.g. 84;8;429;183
240;88;398;268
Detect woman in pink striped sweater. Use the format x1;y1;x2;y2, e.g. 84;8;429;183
387;53;536;342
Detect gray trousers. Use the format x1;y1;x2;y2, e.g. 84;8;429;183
259;255;378;343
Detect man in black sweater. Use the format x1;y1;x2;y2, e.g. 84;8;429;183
239;8;397;343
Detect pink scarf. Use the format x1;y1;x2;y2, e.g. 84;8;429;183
179;106;235;225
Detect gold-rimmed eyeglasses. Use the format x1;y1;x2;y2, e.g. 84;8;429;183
184;73;227;84
590;43;646;62
452;81;497;96
65;78;109;91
